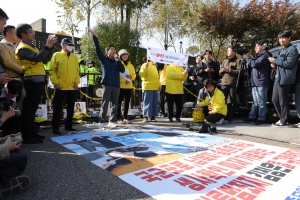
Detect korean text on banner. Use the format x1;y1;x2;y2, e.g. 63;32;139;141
147;47;189;67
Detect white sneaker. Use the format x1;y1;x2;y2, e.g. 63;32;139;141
293;122;300;128
108;122;117;128
99;123;105;128
215;118;224;125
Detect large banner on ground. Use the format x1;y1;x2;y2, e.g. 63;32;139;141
52;125;300;200
147;47;189;67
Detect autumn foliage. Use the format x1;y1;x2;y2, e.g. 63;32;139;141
196;0;300;60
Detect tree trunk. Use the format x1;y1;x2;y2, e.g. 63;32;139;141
121;4;124;23
87;9;91;29
126;5;131;25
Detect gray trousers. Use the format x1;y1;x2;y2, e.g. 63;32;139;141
100;85;120;123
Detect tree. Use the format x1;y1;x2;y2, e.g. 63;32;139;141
102;0;151;25
242;0;300;47
80;22;145;72
55;0;85;43
77;0;102;29
142;0;193;50
197;0;241;61
186;45;200;56
55;30;70;36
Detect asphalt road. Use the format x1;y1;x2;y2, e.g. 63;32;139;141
3;113;300;200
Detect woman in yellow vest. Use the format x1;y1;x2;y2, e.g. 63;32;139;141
139;60;161;122
196;79;227;124
117;49;136;124
15;23;56;144
165;65;188;122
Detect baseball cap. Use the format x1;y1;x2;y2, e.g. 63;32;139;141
61;38;74;46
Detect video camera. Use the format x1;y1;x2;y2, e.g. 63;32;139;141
233;44;251;55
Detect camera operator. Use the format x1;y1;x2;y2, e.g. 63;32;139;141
243;40;272;125
220;47;241;122
0;79;23;136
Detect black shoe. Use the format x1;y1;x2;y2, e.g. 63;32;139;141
254;120;265;125
53;129;62;135
0;175;30;197
169;118;173;122
150;117;157;122
34;133;45;139
176;118;181;122
22;137;43;144
65;127;77;131
243;118;256;123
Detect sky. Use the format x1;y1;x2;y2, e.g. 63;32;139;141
1;0;190;52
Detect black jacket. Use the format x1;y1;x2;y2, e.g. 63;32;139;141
192;60;219;83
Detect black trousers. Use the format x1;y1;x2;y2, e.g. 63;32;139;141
272;84;291;124
88;85;94;104
52;90;77;130
159;85;166;114
166;93;183;119
22;81;45;139
221;85;236;121
2;115;22;137
80;87;87;102
117;88;132;120
202;106;225;123
0;149;27;184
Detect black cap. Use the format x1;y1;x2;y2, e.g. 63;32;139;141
88;60;95;65
278;30;292;38
79;60;86;65
61;38;74;46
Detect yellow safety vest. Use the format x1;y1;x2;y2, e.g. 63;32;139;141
15;42;45;76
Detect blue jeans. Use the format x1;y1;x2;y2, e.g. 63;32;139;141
249;86;268;121
295;83;300;118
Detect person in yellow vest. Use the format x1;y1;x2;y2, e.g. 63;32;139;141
49;38;80;135
165;65;188;122
15;23;56;144
87;60;98;104
196;79;227;124
157;62;167;117
116;49;136;124
139;61;161;122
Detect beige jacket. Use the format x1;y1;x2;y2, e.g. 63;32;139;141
0;39;22;78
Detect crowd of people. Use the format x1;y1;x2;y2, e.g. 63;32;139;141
0;5;300;197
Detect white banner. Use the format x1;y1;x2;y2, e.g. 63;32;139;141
147;47;189;67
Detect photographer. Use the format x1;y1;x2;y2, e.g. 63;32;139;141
243;40;271;125
0;79;23;136
220;47;241;122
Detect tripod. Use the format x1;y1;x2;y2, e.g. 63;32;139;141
239;58;251;108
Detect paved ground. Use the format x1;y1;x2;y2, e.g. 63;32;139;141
3;112;300;200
